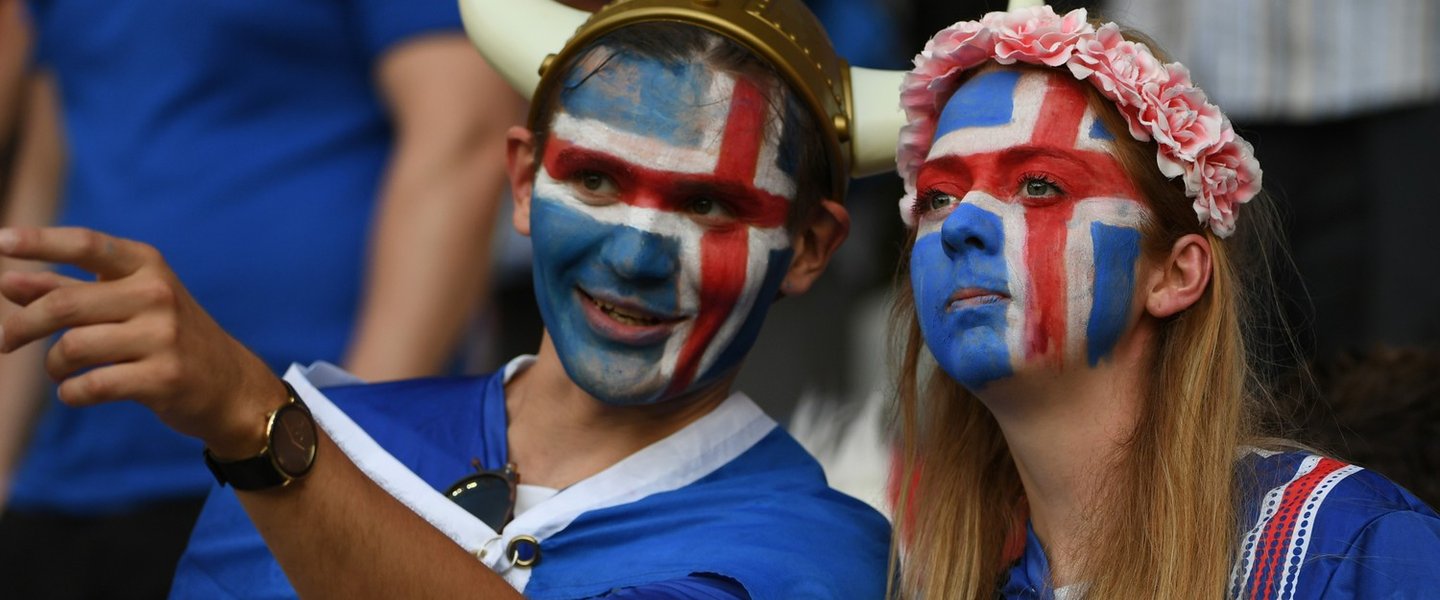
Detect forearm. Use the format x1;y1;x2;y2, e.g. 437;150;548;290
234;429;521;599
342;149;508;380
0;72;63;507
0;0;31;147
0;343;44;507
343;36;525;381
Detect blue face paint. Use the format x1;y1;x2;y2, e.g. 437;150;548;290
1085;223;1141;366
560;53;724;147
1088;118;1114;141
530;199;679;403
911;203;1015;389
933;70;1023;142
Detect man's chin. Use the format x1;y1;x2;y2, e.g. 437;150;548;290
567;364;669;406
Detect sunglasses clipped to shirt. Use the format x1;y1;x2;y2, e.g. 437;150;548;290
446;461;519;531
446;461;542;567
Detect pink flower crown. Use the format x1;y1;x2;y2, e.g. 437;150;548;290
896;6;1262;238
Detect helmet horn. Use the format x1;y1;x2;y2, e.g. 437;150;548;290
457;0;588;100
850;66;908;177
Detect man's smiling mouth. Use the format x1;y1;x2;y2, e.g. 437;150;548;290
578;288;681;328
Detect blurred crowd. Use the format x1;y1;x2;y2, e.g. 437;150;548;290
1;0;1436;596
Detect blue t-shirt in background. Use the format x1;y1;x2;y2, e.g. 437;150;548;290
10;0;463;514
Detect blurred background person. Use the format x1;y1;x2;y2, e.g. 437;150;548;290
0;0;526;596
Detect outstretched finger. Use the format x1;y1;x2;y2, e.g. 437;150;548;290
0;270;86;307
45;322;154;382
0;227;156;281
1;276;177;352
54;360;158;408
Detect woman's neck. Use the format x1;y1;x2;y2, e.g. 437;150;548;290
502;332;736;490
977;324;1155;585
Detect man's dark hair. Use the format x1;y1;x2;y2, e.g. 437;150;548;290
530;21;834;231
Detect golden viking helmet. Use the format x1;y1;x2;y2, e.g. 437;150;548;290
458;0;908;201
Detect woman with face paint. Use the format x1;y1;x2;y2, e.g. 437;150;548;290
889;4;1440;599
0;1;910;598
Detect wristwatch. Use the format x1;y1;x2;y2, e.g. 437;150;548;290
203;381;318;491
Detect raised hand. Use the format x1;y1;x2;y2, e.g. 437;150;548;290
0;227;287;458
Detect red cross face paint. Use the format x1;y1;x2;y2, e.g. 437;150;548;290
529;50;801;405
909;68;1152;390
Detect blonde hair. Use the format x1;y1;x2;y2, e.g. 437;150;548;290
890;58;1291;599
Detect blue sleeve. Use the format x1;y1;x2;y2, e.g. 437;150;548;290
591;575;750;600
353;0;464;61
1323;510;1440;598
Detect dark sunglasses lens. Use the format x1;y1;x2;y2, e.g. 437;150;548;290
447;473;513;531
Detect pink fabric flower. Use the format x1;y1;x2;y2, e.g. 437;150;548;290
1139;84;1227;177
989;7;1094;67
1185;136;1262;237
1074;35;1169;110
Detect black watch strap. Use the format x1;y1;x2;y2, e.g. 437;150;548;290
204;450;287;490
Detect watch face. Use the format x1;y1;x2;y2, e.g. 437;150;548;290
271;404;317;478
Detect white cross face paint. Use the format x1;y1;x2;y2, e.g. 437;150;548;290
529;51;802;405
908;68;1153;390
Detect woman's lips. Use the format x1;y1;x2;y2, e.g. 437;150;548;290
577;288;684;345
946;288;1010;312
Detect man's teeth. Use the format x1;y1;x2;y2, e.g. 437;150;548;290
593;297;661;326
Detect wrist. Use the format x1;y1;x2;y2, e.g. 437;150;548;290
205;376;291;460
204;379;319;491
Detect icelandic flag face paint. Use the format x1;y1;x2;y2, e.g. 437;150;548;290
529;52;800;405
909;68;1151;390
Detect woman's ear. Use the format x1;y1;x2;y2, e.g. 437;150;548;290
778;199;850;297
506;126;538;237
1144;233;1212;318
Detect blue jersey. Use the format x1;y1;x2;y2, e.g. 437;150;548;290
1000;451;1440;599
171;359;891;599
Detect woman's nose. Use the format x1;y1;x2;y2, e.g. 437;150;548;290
940;199;1003;257
599;225;679;281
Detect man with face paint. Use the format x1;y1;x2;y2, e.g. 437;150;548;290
523;46;807;407
0;1;907;598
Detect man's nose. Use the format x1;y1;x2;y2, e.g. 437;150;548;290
599;225;679;281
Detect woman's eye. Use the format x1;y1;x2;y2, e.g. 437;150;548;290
927;192;958;212
1020;176;1062;198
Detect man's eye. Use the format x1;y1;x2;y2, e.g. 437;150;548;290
685;196;734;223
1020;175;1062;198
578;171;617;194
688;197;716;215
929;193;957;211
